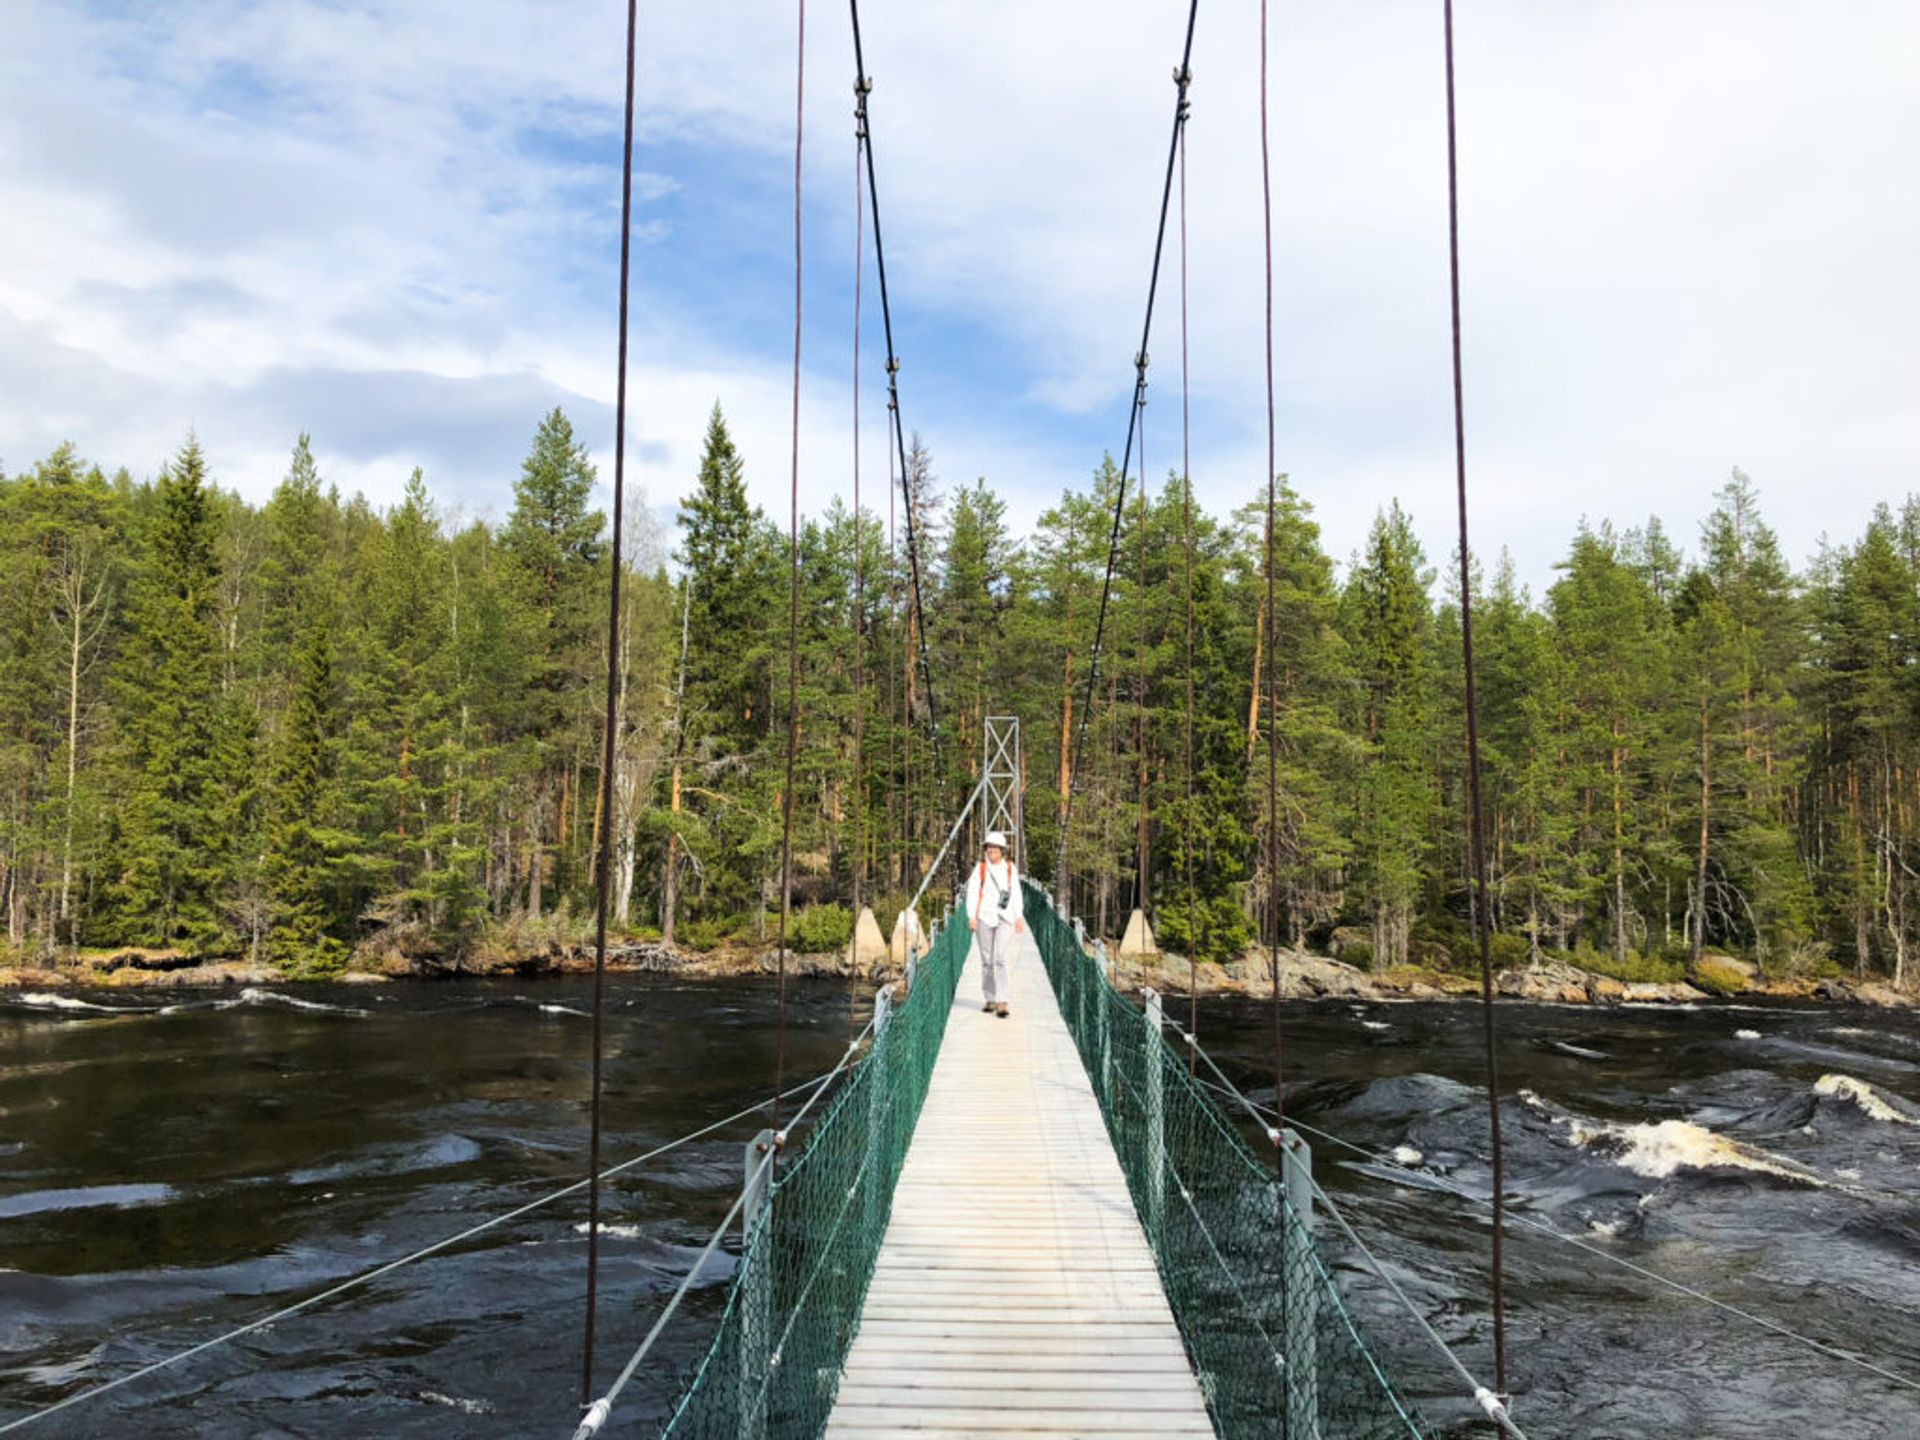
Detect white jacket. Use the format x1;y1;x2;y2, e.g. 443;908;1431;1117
966;856;1022;932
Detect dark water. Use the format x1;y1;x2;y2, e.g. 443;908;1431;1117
4;984;1920;1439
1193;997;1920;1440
0;978;865;1438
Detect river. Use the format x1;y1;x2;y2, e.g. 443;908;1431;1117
3;980;1919;1438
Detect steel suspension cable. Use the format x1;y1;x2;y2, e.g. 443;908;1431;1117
1055;6;1199;907
847;82;871;1040
1442;0;1508;1396
852;85;868;919
1134;378;1150;918
1178;119;1198;1067
579;0;638;1405
1257;0;1285;1137
771;0;806;1133
848;0;943;809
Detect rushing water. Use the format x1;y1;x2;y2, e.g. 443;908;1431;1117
3;981;1919;1438
1192;995;1920;1440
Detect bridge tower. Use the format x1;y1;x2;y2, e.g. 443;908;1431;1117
981;715;1023;871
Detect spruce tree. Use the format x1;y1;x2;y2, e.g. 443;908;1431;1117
263;625;349;970
108;437;239;950
1343;503;1434;969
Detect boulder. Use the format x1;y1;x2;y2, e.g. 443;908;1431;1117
100;960;281;987
1222;947;1381;1000
1496;960;1595;1005
1329;926;1371;960
1702;952;1757;980
1281;950;1377;999
1619;980;1710;1004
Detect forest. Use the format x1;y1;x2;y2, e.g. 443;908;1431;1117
3;404;1919;991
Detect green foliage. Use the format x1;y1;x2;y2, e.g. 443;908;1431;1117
1485;931;1530;969
1692;957;1751;997
788;903;853;954
3;422;1918;999
1152;894;1251;966
106;438;244;952
1560;946;1687;985
678;915;742;952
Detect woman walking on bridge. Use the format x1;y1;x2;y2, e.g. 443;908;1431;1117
967;831;1022;1018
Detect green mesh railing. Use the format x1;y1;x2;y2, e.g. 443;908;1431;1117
1023;881;1430;1440
657;899;970;1439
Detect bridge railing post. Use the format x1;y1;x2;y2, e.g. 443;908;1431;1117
1280;1128;1321;1440
866;983;895;1240
739;1126;776;1440
1096;953;1111;1104
1143;986;1165;1245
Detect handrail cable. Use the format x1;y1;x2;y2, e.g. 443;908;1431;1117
0;1064;848;1437
750;1144;875;1411
1103;1057;1288;1368
1055;3;1199;904
848;0;943;800
1152;1013;1525;1437
1441;0;1509;1391
580;0;640;1403
906;776;988;922
572;1020;878;1439
1297;1144;1528;1438
1171;1032;1920;1401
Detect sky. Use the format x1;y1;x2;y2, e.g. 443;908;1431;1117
4;1;1918;595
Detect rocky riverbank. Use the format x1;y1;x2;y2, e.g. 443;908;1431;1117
1107;946;1916;1009
4;937;1912;1009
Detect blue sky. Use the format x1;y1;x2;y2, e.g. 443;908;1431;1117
4;1;1919;594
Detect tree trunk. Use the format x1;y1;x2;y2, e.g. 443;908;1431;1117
1611;726;1628;967
1057;650;1074;826
1246;603;1264;762
1693;688;1710;975
662;581;691;945
60;606;81;927
527;794;544;919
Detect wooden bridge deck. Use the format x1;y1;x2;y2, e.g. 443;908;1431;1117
825;926;1213;1438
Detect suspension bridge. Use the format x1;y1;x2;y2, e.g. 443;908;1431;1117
9;2;1919;1438
588;758;1457;1440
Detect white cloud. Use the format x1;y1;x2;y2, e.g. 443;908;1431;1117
3;0;1917;597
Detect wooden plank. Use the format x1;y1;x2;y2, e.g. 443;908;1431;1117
828;1405;1214;1434
824;928;1212;1439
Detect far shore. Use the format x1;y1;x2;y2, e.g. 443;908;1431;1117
3;935;1912;1010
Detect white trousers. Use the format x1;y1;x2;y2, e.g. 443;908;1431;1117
978;922;1013;1006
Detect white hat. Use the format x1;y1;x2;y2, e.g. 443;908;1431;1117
984;830;1009;850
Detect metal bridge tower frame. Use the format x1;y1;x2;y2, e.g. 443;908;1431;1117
981;716;1024;871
